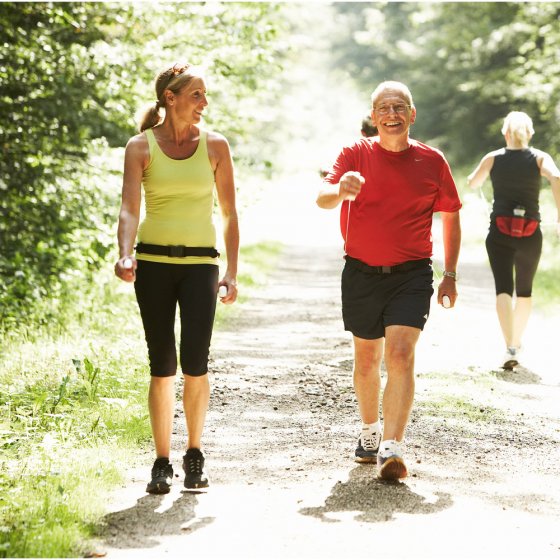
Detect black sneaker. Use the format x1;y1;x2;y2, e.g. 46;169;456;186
183;448;209;490
146;458;173;494
355;432;381;463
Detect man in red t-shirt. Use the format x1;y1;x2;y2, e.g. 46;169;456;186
317;81;462;481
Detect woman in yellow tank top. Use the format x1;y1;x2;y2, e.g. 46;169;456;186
115;62;239;494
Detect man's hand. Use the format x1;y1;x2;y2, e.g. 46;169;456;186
339;172;365;201
437;276;458;308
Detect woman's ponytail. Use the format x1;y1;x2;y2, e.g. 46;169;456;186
138;63;201;132
138;102;163;132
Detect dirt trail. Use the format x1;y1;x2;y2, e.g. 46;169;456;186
99;175;560;559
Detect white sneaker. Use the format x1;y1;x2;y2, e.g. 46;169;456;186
377;440;408;481
355;430;381;463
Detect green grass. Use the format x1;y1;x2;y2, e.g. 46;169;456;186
0;345;151;558
420;394;506;425
0;241;283;558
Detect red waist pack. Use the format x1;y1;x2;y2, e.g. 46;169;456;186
495;216;539;237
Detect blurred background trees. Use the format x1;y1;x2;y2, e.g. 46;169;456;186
0;1;289;334
1;1;559;335
330;2;560;164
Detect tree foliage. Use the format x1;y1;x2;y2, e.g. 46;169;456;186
331;2;560;165
0;2;288;334
0;3;130;332
4;1;559;335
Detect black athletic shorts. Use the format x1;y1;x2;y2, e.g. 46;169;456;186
341;257;434;340
134;260;219;377
485;222;542;297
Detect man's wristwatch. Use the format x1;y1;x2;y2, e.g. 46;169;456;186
443;271;457;281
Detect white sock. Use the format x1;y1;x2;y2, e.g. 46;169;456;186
360;422;381;450
379;439;403;457
361;421;381;436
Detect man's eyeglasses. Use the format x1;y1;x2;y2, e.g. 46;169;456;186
373;104;411;116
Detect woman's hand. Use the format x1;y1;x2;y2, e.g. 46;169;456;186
218;277;237;305
115;256;136;282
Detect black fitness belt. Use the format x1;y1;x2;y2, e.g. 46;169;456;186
135;243;220;258
344;255;431;274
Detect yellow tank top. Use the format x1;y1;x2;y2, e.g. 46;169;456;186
137;128;217;265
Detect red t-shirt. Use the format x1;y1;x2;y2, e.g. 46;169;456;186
324;138;462;266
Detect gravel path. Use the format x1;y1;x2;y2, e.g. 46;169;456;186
99;179;560;559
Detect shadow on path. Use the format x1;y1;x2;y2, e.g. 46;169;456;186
494;365;542;385
100;491;214;549
300;466;452;524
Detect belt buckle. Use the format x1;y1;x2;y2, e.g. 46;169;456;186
381;266;392;274
168;245;185;257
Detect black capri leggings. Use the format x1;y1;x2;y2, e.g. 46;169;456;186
485;222;542;297
134;260;219;377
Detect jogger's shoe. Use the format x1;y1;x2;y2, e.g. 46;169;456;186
183;448;209;490
502;347;520;370
146;457;173;494
355;431;381;463
377;440;408;481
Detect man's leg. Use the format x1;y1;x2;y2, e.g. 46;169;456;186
352;336;384;462
377;324;421;480
381;325;421;441
353;335;384;424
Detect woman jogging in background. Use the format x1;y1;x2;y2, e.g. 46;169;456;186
114;62;239;493
468;111;560;369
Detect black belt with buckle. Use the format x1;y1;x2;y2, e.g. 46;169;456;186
344;255;431;274
136;243;220;258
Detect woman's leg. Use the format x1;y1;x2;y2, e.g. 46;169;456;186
511;297;532;349
511;228;542;349
149;376;176;458
183;374;210;449
135;261;179;458
496;293;514;347
486;227;515;348
177;265;219;449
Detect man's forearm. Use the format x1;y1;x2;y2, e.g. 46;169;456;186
441;211;461;271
